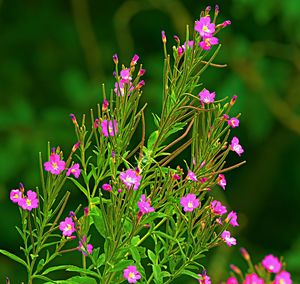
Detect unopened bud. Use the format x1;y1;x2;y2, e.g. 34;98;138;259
161;30;167;44
84;207;89;216
130;54;139;66
230;95;237;106
136;80;145;90
93;118;99;129
240;247;251;262
230;264;242;275
102;99;109;112
72;141;80;152
138;68;146;77
173;35;180;44
112;53;118;65
70;113;78;127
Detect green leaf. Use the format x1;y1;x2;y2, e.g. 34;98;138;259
130;246;141;263
147;130;159;149
42;265;71;275
67;267;100;278
90;206;106;238
96;253;105;268
147;249;156;264
109;260;133;272
182;269;201;279
69;178;88;197
0;249;27;268
131;235;140;246
153;264;162;284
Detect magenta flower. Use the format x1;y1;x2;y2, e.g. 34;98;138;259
44;153;66;175
120;169;142;190
221;230;237;247
138;68;146;77
78;236;93;256
59;217;76;237
199;89;216;104
228;117;240;128
180;193;199;212
230;136;244;156
274;271;292;284
217;174;226;190
182;40;194;51
114;80;134;96
120;68;132;81
138;194;154;215
18;190;39;211
187;170;197;181
225;211;239;227
101;119;118;137
210;200;227;215
261;254;282;273
195;16;215;38
198;271;211;284
123;265;141;283
199;37;219;50
66;163;81;178
102;183;112;191
226;277;238;284
10;189;23;204
243;273;264;284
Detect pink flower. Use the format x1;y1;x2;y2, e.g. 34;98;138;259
230;136;244;156
10;189;23;204
198;271;211;284
101;119;118;137
243;273;264;284
114;80;134;96
228;117;240;128
180;193;199;212
59;217;76;237
184;40;194;49
226;277;238;284
123;266;141;283
199;89;216;104
120;169;142;190
18;190;39;211
195;16;215;38
261;254;282;273
120;68;132;81
102;183;112;191
44;153;66;175
225;211;239;227
217;174;226;190
78;236;93;256
274;271;292;284
137;194;154;215
172;173;181;180
66;163;81;178
199;37;219;50
187;170;197;181
221;230;237;247
210;200;227;215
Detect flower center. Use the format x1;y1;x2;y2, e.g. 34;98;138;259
129;272;135;279
52;162;58;170
26;199;32;206
188;202;193;208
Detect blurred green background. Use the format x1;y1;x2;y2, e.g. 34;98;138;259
1;0;300;282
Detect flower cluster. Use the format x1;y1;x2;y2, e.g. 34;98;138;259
10;183;39;211
223;248;292;284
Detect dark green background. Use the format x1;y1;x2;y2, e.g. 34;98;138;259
1;0;300;282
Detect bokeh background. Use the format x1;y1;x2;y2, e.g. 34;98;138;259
1;0;300;282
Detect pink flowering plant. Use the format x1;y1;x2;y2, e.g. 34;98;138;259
222;248;292;284
0;5;261;283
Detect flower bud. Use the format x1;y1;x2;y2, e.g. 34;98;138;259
240;247;251;262
161;30;167;44
113;53;118;65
